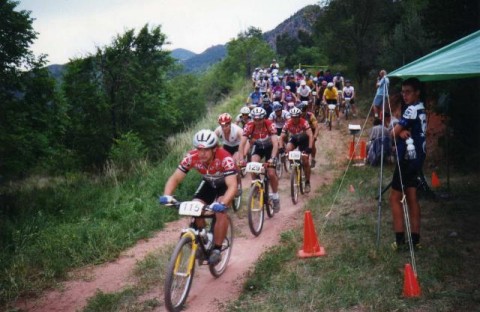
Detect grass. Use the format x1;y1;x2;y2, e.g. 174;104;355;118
229;162;480;311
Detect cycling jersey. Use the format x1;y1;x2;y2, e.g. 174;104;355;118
243;119;276;141
179;148;237;189
324;87;338;100
343;86;355;98
271;86;283;100
268;110;290;129
215;123;242;147
282;117;311;135
283;91;295;103
303;112;318;131
297;85;311;98
396;102;427;168
249;91;262;105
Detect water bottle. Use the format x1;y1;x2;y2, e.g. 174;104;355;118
405;138;416;160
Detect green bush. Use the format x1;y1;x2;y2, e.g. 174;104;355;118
108;132;147;171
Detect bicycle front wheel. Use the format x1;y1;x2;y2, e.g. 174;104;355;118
164;235;196;312
233;180;242;212
247;184;264;236
290;165;299;204
299;164;306;195
209;215;233;277
317;106;326;122
328;111;333;131
275;159;283;178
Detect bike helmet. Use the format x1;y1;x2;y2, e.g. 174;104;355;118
345;79;351;83
289;107;302;117
273;102;282;111
218;113;232;125
193;129;218;149
327;82;334;88
240;106;250;114
297;101;308;111
251;107;266;119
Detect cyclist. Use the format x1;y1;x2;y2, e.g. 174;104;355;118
238;107;281;211
215;113;243;159
297;102;320;168
235;106;251;129
297;80;312;111
159;130;238;265
282;85;298;111
270;80;284;103
342;79;357;117
279;107;314;193
322;82;339;119
269;101;291;136
247;86;262;108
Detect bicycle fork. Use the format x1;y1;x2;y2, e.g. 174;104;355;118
174;231;197;276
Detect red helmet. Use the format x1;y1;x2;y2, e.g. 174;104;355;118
218;113;232;125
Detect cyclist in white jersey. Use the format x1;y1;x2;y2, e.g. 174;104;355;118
215;113;243;158
269;102;291;136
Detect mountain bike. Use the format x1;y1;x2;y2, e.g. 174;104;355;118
289;150;306;204
162;200;233;312
326;104;337;131
232;164;244;212
245;161;275;236
315;101;327;122
343;97;351;120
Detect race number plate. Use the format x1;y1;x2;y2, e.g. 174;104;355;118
178;201;203;216
288;150;302;160
245;162;264;174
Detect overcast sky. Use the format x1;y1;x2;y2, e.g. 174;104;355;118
17;0;319;65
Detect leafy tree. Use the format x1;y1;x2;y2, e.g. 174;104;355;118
62;24;175;166
0;0;66;176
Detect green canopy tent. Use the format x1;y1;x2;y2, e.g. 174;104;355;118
388;29;480;81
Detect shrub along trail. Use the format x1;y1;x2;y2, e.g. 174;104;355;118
15;121;351;312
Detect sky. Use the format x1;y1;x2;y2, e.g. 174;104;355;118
17;0;319;65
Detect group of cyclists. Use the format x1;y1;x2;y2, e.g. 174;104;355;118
159;60;356;266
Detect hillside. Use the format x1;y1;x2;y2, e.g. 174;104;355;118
180;44;227;73
263;4;322;50
171;48;196;61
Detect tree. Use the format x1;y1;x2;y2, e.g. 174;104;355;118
62;25;176;166
0;0;66;176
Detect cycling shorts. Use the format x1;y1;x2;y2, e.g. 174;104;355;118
223;144;239;156
194;180;228;205
289;133;309;152
251;141;273;161
391;160;421;191
326;99;337;105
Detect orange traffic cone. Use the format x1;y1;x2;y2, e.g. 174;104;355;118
359;140;367;160
298;211;326;258
349;184;355;192
403;263;421;297
431;171;441;188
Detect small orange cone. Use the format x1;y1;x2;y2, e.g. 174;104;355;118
431;171;441;188
403;263;421;297
359;140;367;160
298;211;326;258
349;184;355;192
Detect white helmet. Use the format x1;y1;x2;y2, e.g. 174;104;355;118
251;107;266;119
193;129;218;149
240;106;250;114
289;107;302;117
327;82;334;88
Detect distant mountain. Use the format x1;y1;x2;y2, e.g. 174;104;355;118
171;48;196;61
180;45;227;73
47;64;66;85
263;4;322;50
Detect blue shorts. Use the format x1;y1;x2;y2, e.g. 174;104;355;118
373;94;385;107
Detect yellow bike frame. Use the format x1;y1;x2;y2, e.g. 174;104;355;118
174;230;197;276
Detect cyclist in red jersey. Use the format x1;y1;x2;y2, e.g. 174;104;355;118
238;107;281;211
159;129;238;265
279;107;314;193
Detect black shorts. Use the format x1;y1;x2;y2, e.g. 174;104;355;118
326;99;337;105
251;141;273;160
276;128;282;136
194;180;228;205
289;133;309;152
300;96;309;102
391;161;420;191
223;144;239;156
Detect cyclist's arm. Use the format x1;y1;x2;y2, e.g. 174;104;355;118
238;135;249;160
163;169;187;195
271;134;279;159
221;174;237;206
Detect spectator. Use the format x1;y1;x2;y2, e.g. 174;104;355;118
389;78;427;250
372;69;389;118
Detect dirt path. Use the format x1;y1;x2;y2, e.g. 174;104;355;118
15;120;354;312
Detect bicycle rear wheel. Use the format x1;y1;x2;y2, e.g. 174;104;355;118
209;215;233;277
290;165;299;204
164;235;195;312
247;184;264;236
328;112;333;131
264;179;274;218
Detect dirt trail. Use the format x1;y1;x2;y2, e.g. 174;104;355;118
15;120;353;312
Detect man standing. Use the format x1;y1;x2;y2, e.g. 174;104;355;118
389;78;427;250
